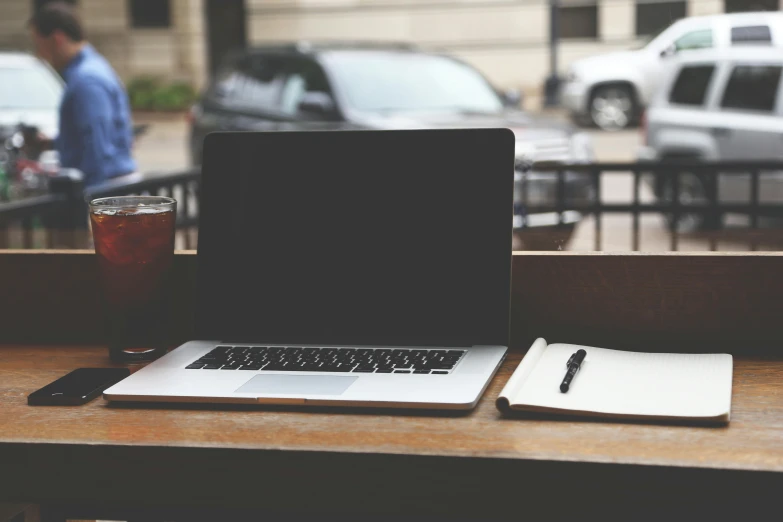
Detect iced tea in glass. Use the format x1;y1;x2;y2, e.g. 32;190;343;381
89;196;177;362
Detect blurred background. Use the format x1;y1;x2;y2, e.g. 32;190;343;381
2;0;783;252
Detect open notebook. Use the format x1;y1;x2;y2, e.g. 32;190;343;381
497;339;733;424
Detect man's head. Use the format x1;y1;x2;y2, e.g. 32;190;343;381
29;2;85;71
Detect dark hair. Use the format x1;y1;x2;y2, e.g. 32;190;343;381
29;2;85;42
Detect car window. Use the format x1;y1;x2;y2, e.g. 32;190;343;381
674;29;713;51
279;60;333;115
669;65;715;106
322;52;503;113
731;25;772;45
210;55;285;110
721;65;782;113
0;63;62;110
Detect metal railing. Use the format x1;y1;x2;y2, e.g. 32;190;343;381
4;161;783;252
526;160;783;251
0;169;200;249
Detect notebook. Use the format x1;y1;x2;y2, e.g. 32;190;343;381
497;338;733;424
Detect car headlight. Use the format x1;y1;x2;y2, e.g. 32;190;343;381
570;132;594;163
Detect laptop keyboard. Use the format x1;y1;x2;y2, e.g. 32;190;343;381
185;346;466;374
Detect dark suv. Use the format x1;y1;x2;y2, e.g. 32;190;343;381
189;42;595;247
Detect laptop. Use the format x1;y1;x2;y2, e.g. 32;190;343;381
104;129;514;410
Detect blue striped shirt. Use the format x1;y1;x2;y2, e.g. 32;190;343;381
56;45;136;186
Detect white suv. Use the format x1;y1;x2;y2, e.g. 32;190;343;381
562;11;783;131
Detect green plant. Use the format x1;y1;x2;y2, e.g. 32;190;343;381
128;78;196;112
127;77;160;111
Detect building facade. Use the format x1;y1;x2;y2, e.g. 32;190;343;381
2;0;206;87
3;0;781;93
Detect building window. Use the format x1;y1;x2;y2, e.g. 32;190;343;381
635;1;687;37
669;65;715;106
725;0;778;13
559;3;599;40
33;0;77;11
129;0;172;28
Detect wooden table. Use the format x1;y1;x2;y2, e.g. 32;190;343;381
1;345;781;521
1;251;783;520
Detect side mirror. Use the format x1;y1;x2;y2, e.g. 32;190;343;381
660;44;676;58
501;89;523;109
297;92;337;117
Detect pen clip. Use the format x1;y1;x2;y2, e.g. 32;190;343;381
566;353;575;367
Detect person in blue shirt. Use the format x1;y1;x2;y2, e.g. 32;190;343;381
29;2;136;187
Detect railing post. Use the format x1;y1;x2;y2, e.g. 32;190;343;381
669;169;679;252
707;168;719;251
48;169;86;248
556;169;565;227
750;169;760;251
593;166;601;251
632;168;640;252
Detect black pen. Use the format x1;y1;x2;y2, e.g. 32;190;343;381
560;349;586;393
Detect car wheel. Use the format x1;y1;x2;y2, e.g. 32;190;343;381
661;172;720;234
589;85;636;131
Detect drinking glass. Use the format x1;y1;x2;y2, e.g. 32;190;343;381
89;196;177;363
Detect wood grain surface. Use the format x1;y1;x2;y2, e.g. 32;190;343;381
2;251;783;518
0;345;781;519
3;251;783;353
0;345;780;469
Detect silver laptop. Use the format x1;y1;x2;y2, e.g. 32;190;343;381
105;129;514;410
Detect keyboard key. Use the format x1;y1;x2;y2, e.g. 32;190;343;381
432;370;449;375
192;346;465;373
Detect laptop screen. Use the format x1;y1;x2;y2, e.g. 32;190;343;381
197;129;514;347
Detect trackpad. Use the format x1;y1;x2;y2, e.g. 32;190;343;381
236;375;358;396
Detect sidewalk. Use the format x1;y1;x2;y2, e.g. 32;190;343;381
132;111;190;172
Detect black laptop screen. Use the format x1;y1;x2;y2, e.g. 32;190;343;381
197;129;514;347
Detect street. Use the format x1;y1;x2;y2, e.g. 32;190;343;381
132;116;772;252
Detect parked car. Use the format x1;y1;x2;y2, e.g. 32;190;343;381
638;47;783;232
0;51;62;139
189;42;595;245
562;11;783;131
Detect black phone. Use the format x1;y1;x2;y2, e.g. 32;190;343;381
27;368;131;406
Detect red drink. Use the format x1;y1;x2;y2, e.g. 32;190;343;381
90;197;176;362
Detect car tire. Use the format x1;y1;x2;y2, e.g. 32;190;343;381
589;85;638;131
661;171;721;234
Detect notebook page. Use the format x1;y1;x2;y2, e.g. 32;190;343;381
497;338;547;411
512;344;733;419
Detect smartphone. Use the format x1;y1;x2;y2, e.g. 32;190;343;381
28;368;131;406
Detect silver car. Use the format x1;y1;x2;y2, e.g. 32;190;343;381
0;51;63;139
638;46;783;231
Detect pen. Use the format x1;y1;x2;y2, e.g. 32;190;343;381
560;349;586;393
